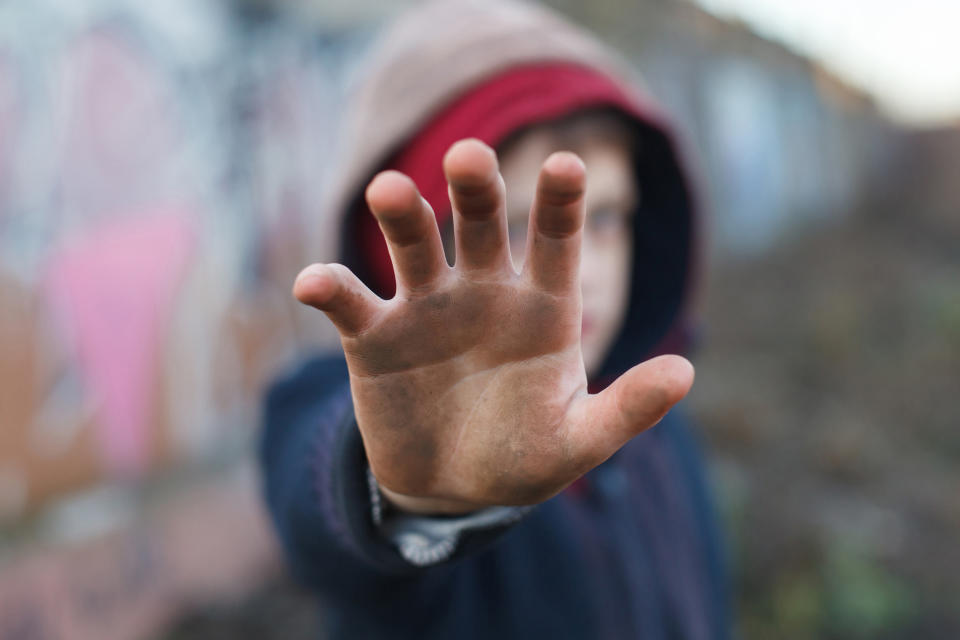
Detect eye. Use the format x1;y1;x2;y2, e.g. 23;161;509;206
587;207;632;239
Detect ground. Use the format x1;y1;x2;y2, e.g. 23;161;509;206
689;154;960;638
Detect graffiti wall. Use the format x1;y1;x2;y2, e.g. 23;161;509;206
0;3;371;634
0;0;365;524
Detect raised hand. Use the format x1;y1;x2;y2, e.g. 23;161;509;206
294;139;694;514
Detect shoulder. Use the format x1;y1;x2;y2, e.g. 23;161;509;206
260;352;352;466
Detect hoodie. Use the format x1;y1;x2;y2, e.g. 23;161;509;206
261;1;729;638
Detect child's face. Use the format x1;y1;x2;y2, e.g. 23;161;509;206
498;126;637;377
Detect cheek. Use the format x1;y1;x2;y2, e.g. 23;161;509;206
585;236;632;314
580;235;632;373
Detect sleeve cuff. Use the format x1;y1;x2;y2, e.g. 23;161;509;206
366;468;532;567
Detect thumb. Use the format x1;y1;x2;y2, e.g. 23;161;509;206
569;355;695;464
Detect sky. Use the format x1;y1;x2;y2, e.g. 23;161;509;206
693;0;960;126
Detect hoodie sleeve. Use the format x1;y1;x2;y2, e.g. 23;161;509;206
259;354;527;603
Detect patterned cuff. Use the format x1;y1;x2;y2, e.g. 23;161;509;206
366;468;532;566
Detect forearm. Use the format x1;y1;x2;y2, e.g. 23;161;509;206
260;357;415;598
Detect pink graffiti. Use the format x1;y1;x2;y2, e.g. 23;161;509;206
45;212;196;477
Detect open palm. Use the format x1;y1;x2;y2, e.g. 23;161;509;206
295;139;693;514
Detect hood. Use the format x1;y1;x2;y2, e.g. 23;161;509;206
324;0;701;379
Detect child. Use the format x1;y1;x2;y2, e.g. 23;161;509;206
261;1;729;638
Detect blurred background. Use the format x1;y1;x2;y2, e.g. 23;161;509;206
0;0;957;638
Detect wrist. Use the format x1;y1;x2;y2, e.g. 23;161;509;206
377;483;483;515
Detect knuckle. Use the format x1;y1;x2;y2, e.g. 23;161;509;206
380;214;428;247
537;182;585;208
535;205;583;239
452;180;502;220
